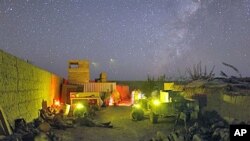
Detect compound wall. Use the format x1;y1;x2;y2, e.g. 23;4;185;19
184;86;250;122
0;49;62;126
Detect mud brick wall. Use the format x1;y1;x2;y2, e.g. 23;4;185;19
206;89;250;122
68;60;90;84
0;49;62;125
221;94;250;122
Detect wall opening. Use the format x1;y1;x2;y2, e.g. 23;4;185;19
69;63;79;68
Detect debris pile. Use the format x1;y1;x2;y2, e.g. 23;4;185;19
1;104;114;141
1;104;75;141
1;118;60;141
151;111;232;141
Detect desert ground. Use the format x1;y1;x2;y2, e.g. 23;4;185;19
53;106;178;141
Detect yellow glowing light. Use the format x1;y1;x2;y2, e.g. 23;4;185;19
160;91;170;103
76;103;84;109
54;100;60;106
133;103;141;109
153;99;160;106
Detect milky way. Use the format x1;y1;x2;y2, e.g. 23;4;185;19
1;0;250;80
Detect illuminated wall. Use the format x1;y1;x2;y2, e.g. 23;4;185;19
68;60;90;84
116;85;130;101
0;49;62;126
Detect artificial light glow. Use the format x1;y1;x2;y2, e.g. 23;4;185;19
131;91;135;104
153;99;160;106
54;100;60;106
160;91;170;103
133;103;141;109
109;97;114;106
76;103;84;109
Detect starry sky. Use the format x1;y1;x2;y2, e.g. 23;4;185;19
1;0;250;80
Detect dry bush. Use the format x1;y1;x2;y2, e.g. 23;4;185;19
186;62;215;80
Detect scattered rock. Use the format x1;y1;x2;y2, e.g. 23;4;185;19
151;110;232;141
200;127;209;134
211;121;225;130
192;134;202;141
156;131;167;141
38;122;51;133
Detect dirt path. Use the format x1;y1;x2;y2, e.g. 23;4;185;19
53;106;176;141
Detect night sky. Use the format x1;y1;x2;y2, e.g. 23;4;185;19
1;0;250;80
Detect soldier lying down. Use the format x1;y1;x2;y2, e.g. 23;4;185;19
41;108;113;129
73;113;113;128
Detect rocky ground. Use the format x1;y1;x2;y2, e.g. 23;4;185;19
53;106;178;141
2;101;233;141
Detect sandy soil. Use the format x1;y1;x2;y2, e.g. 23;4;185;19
53;106;177;141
